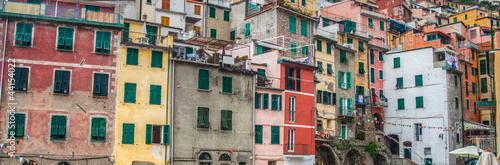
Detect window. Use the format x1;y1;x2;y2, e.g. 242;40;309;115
289;16;296;33
289;97;296;122
396;77;403;89
472;82;477;94
122;123;135;144
466;99;469;110
322;91;329;104
149;85;161;105
424;148;431;155
370;49;375;64
341;125;347;139
379;70;383;80
57;27;74;50
288;129;295;151
255;93;264;109
86;5;100;11
9;114;25;138
323;18;329;27
230;30;235;41
380;20;384;31
26;0;41;4
126;48;139;65
221;110;233;130
327;43;332;54
124;83;136;103
219;154;231;161
416;96;424;108
285;66;300;91
425;158;433;165
465;14;467;19
378;52;384;62
317;61;324;72
455;75;458;87
162;0;170;10
209;7;215;18
347;38;353;44
161;16;170;26
290;43;297;57
147;125;167;144
50;115;67;140
465;81;469;96
271;94;282;110
481;78;487;93
327;64;333;75
93;73;109;97
210;29;217;39
151;51;163;68
13;67;29;91
54;70;70;94
398;98;405;109
95;31;111;54
453;17;457;23
198;69;210;90
194;5;201;15
123;23;130;42
427;34;437;41
222;76;232;93
302;46;309;56
338;70;351;89
245;23;250;36
15;22;33;47
268;161;277;165
317;40;322;51
224;11;230;21
91;118;106;141
438;19;442;25
197;107;210;128
356;86;364;95
358;41;365;52
472;51;475;60
301;0;306;6
331;93;337;105
271;126;280;144
316;90;322;103
370;68;375;83
415;123;422;141
368;18;373;28
415;75;423;86
255;125;263;144
340;49;347;63
470;29;477;38
394;57;400;68
480;60;487;75
263;93;269;109
301;20;307;36
455;97;459;109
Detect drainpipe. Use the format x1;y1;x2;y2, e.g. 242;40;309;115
0;19;8;104
460;72;464;148
169;59;175;165
164;51;171;165
252;72;255;165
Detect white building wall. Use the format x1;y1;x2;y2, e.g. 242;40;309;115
154;0;186;30
283;155;315;165
155;0;185;13
185;2;205;34
383;47;457;165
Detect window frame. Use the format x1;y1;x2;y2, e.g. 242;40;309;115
14;22;34;47
53;70;71;94
13;67;30;92
50;115;68;140
92;72;110;97
56;27;75;51
95;31;112;54
90;117;107;141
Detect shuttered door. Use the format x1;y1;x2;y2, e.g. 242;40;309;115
146;124;152;144
255;125;263;144
271;126;279;144
198;69;209;90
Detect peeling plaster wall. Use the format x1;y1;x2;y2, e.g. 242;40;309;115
333;47;356;140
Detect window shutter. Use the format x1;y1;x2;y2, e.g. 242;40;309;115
223;76;232;93
57;28;66;47
301;20;307;36
347;98;352;110
285;66;290;89
221;110;228;129
379;70;383;80
227;111;232;130
359;62;365;74
163;125;170;145
346;72;351;89
257;45;263;55
203;108;210;127
371;68;375;83
23;23;32;45
327;64;333;74
123;23;130;42
198;69;209;90
380;20;384;31
317;40;322;51
255;92;259;109
317;61;324;72
327;43;332;54
129;124;135;144
322;91;328;104
296;68;301;91
271;126;279;144
279;95;282;110
209;7;215;18
271;94;278;110
65;28;73;48
289;16;296;33
15;114;25;137
99;118;106;138
263;93;269;109
339;97;343;115
394;57;400;68
370;49;375;64
338;70;342;88
198;107;205;127
15;23;24;45
58;116;66;136
224;11;230;21
93;74;101;95
51;117;59;135
61;71;70;93
101;74;109;96
54;71;62;93
245;23;251;36
91;118;99;137
255;125;263;144
332;93;337;105
379;52;384;61
146;124;152;144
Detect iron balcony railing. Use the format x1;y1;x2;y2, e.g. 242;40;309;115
3;1;121;24
457;41;479;50
479;84;496;102
465;135;496;152
284;144;310;155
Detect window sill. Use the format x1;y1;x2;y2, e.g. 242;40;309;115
94;52;111;55
197;127;210;130
14;90;28;93
57;49;74;52
14;45;32;48
91;140;106;142
53;92;70;96
220;129;232;132
198;89;211;92
93;95;108;98
221;92;233;95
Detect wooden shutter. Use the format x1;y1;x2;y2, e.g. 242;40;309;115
161;17;170;26
162;0;170;10
203;108;210;127
296;68;301;91
327;43;331;54
271;126;279;144
359;62;364;74
65;28;74;49
209;7;215;18
15;23;24;45
338;70;342;88
146;124;152;144
371;68;375;83
346;72;351;89
332;93;337;105
51;116;59;135
93;74;101;95
223;76;232;93
394;57;400;68
380;21;384;31
163;125;170;145
339;97;343;115
347;98;352;110
245;23;250;36
257;45;263;55
301;20;307;36
263;93;269;109
289;16;296;33
54;71;62;93
91;118;99;137
197;107;205;127
123;23;130;42
100;74;109;96
198;69;209;90
61;71;70;93
317;40;322;51
279;95;282;110
99;118;106;138
323;91;328;104
194;5;200;15
224;11;230;21
15;114;25;137
210;29;217;38
271;94;278;110
58;116;66;136
221;110;228;129
95;31;103;50
255;125;263;144
255;92;259;109
57;27;66;48
128;124;135;144
227;111;232;130
194;26;201;34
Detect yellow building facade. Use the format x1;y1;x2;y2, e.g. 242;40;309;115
115;20;173;165
314;36;337;136
449;8;500;28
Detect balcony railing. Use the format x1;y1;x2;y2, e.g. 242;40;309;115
457;41;479;50
465;135;496;152
361;9;385;19
3;1;121;24
317;24;338;41
284;144;310;155
122;31;171;48
479;84;496;102
477;14;500;20
369;40;389;49
458;54;470;63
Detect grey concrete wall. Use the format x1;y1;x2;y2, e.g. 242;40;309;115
334;47;357;139
171;60;254;165
446;70;464;164
205;5;232;40
230;1;278;44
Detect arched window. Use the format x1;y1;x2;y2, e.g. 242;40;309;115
219;154;231;161
22;160;37;165
57;162;71;165
199;152;212;165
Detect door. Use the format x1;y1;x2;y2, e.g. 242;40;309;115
404;148;411;160
341;125;346;139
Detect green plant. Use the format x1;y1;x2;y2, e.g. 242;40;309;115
285;3;291;8
345;140;351;145
336;145;344;150
338;155;343;160
356;132;365;140
207;57;213;63
351;145;357;150
241;55;248;59
364;142;379;159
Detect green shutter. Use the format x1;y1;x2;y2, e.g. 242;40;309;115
302;46;308;56
358;41;365;52
209;7;215;18
398;98;405;109
198;69;210;90
15;114;25;137
415;75;423;86
379;70;383;80
257;45;263;55
222;76;232;93
255;125;263;144
224;11;230;21
317;61;324;72
327;43;332;54
359;62;365;74
464;66;468;79
296;68;301;91
151;51;163;68
416;97;424;108
124;83;136;103
15;23;32;46
255;92;259;108
394;57;400;68
122;123;135;144
290;42;297;56
301;20;307;36
163;125;170;145
58;116;66;136
197;107;205;127
285;66;290;88
347;38;353;44
99;118;106;138
338;70;342;88
341;125;346;139
289;16;296;33
339;97;343;114
221;110;228;129
332;93;337;105
245;23;251;36
57;27;73;50
93;73;109;96
370;68;375;83
380;20;384;31
279;95;282;110
346;72;351;89
203;108;210;127
481;78;488;93
51;116;59;136
150;85;161;105
123;23;130;42
379;52;384;61
210;29;217;38
370;49;375;64
91;118;99;137
95;31;111;54
230;31;235;40
327;64;333;74
317;40;322;51
271;126;279;144
126;48;139;65
146;124;152;144
272;94;278;110
347;98;352;110
322;91;328;104
263;93;269;109
227;111;232;130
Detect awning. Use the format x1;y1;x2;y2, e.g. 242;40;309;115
464;121;493;131
183;36;235;49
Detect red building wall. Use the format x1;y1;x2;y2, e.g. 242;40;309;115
369;47;385;121
280;61;315;156
0;17;121;164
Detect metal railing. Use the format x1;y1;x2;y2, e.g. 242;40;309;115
479;84;496;102
284;144;310;155
122;31;171;47
458;54;470;63
86;10;119;24
477;14;500;20
4;1;40;15
457;41;478;50
45;5;81;20
465;135;496;152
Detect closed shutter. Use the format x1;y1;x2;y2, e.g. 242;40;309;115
296;68;301;91
15;114;25;137
95;31;111;54
327;43;332;54
255;92;259;109
224;11;230;21
245;23;251;36
301;20;307;36
124;83;136;103
210;29;217;38
146;124;152;144
93;74;102;95
100;74;109;96
370;49;374;64
331;93;337;105
123;23;130;42
317;40;322;51
379;52;384;61
162;0;170;10
150;85;161;105
263;93;269;109
91;118;99;137
255;125;263;144
163;125;170;145
359;62;365;74
257;45;263;55
122;123;135;144
279;95;282;110
322;91;328;104
347;98;352;110
197;107;205;127
290;43;297;56
394;57;400;68
415;75;423;86
151;51;163;68
161;17;170;26
339;97;343;115
58;116;66;136
198;69;210;90
271;126;279;144
271;94;278;110
380;20;384;31
203;108;210;127
99;118;106;138
62;71;70;94
194;5;200;15
226;111;232;130
221;110;228;129
289;16;296;33
126;48;138;65
371;68;375;83
54;71;62;93
379;70;383;80
223;76;232;93
346;72;351;89
209;7;215;18
51;116;59;136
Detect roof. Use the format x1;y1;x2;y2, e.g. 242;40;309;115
278;59;318;69
464;121;493;131
424;31;451;38
184;36;235;49
314;35;338;45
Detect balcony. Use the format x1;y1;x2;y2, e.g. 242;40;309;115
2;1;121;24
360;9;385;19
122;30;171;48
477;84;496;109
457;41;479;50
369;39;390;50
247;0;314;17
355;94;369;105
477;14;500;20
465;135;496;152
458;54;470;63
317;24;338;41
284;144;310;155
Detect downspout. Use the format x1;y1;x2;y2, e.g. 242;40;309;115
0;19;8;103
252;71;255;165
139;0;142;20
170;59;175;164
460;71;465;148
165;51;171;165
